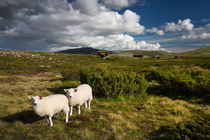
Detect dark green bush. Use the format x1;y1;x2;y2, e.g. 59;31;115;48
80;68;148;97
156;114;210;139
151;67;210;95
60;67;80;81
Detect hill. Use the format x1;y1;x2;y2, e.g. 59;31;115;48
57;47;173;57
113;50;174;57
178;46;210;57
57;46;210;58
0;49;209;139
58;47;102;54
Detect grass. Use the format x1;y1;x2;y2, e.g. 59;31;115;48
0;50;210;139
178;46;210;57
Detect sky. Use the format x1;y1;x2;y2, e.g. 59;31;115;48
0;0;210;52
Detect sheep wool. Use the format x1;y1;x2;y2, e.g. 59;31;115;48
28;94;69;127
64;84;93;116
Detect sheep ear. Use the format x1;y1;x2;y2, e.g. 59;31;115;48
74;89;78;92
64;89;68;93
28;96;33;99
39;96;42;100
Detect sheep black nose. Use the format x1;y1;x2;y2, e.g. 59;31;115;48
69;96;72;98
34;103;37;106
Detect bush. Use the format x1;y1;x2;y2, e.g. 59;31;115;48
151;67;210;96
155;114;210;139
80;68;148;97
60;67;80;81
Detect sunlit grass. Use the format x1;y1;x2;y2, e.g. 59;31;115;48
0;50;209;139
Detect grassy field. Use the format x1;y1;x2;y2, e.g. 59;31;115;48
178;46;210;57
0;49;209;139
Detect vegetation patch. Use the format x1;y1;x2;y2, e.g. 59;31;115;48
150;67;210;96
80;68;148;97
0;50;210;139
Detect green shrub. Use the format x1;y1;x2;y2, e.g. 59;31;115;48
80;68;148;97
151;67;210;95
156;114;210;139
60;67;80;81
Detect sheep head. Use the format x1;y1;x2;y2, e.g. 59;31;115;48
28;96;42;107
64;88;77;98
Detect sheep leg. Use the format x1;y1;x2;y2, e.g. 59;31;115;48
53;113;60;119
85;102;87;109
78;106;81;115
65;112;69;123
88;100;91;110
45;116;49;125
49;116;53;127
64;106;69;123
70;106;73;116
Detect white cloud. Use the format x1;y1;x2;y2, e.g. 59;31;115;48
145;18;194;36
122;10;145;34
0;0;163;51
200;33;210;39
51;46;82;52
165;18;194;32
201;18;210;23
50;34;162;51
182;23;210;40
102;0;136;10
72;0;100;16
147;27;164;36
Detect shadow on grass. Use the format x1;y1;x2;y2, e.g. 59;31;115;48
0;110;43;124
47;80;80;94
47;86;68;95
147;84;210;105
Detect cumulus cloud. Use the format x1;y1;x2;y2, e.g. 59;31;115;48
50;34;162;51
0;0;163;51
102;0;137;10
72;0;100;16
182;23;210;40
147;27;164;36
145;18;194;36
165;18;194;32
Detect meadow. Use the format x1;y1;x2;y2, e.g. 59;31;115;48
0;49;209;140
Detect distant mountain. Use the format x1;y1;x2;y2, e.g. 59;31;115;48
57;46;210;57
178;46;210;57
58;47;102;54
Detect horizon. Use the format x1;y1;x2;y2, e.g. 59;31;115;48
0;0;210;52
2;46;206;53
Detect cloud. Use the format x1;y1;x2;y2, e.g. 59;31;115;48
165;18;194;32
0;0;163;51
72;0;100;16
50;34;163;51
145;18;194;36
147;27;164;36
182;23;210;40
102;0;137;10
201;18;210;23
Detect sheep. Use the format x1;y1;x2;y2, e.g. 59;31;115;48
28;94;69;127
64;84;93;116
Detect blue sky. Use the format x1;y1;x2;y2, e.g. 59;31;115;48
129;0;210;27
0;0;210;52
127;0;210;51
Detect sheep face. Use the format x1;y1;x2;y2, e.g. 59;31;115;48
64;88;78;98
28;96;42;107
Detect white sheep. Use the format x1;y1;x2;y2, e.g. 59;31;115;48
64;84;93;116
28;94;69;127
